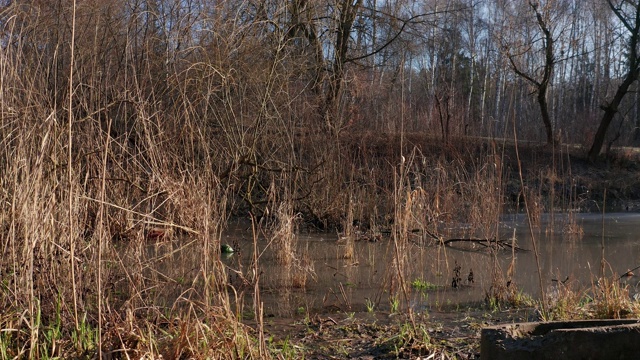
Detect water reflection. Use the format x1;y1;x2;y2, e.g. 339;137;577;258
222;213;640;316
129;214;640;318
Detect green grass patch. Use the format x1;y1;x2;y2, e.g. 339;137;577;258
411;279;439;292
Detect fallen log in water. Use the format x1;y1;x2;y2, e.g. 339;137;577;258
380;227;529;252
442;238;529;252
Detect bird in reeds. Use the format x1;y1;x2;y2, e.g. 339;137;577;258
551;276;569;285
145;227;167;241
221;244;235;254
619;270;639;286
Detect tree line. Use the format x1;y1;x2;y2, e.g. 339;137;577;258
2;0;640;162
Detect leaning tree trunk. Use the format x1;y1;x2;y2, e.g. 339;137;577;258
588;0;640;161
588;70;639;161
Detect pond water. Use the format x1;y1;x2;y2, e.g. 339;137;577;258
131;213;640;319
215;213;640;318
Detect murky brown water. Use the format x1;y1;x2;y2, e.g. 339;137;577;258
130;213;640;318
216;213;640;317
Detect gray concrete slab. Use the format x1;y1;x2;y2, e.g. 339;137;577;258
481;319;640;359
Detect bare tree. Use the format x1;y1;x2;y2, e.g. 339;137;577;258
588;0;640;161
504;1;562;145
325;0;364;132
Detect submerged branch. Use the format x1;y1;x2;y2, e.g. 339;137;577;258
442;238;529;252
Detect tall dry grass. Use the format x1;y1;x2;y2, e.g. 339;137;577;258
0;1;366;357
0;2;285;357
0;1;627;358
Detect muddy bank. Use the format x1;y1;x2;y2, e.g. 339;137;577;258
496;142;640;213
244;133;640;230
261;307;538;359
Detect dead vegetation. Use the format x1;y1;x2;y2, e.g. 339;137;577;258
1;1;640;359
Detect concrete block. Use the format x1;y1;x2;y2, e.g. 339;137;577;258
481;319;640;359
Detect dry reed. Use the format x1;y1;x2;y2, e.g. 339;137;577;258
0;1;631;358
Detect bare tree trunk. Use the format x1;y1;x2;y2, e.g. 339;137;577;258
635;90;640;145
505;1;557;145
325;0;363;127
588;0;640;161
588;71;640;160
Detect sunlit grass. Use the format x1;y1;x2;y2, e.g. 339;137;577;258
411;278;439;292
